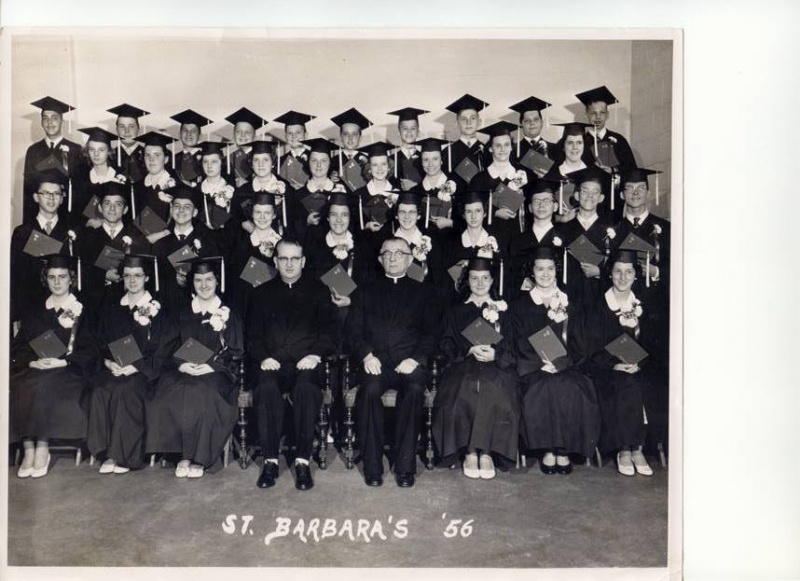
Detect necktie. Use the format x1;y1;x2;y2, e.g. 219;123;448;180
48;142;54;152
178;234;186;241
633;217;640;229
44;220;53;235
109;228;117;239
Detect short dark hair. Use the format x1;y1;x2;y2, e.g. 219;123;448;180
275;238;303;256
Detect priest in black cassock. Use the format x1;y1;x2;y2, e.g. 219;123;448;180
11;170;78;328
345;237;440;488
22;97;83;223
246;239;338;491
78;182;149;310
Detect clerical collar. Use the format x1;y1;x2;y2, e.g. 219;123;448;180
626;210;649;224
385;273;406;284
532;222;553;242
36;213;58;231
577;212;599;230
281;275;302;289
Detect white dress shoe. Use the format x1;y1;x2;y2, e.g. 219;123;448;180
479;454;496;480
30;454;51;479
17;464;34;478
99;459;116;474
616;452;635;477
462;453;480;479
112;465;130;474
631;449;653;476
187;463;205;478
175;459;191;478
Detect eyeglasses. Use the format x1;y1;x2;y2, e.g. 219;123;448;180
276;256;303;264
623;185;648;194
579;188;602;197
380;250;412;260
531;198;555;207
36;191;64;199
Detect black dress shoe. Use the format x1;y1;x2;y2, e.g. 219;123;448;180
395;472;415;488
295;463;314;491
539;461;557;475
364;473;383;487
555;461;573;475
257;462;279;488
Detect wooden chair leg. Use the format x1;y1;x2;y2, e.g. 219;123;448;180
342;358;356;470
89;455;96;466
75;447;82;466
223;435;231;468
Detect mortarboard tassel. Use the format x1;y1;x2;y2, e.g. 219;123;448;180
646;251;651;288
499;259;504;298
655;172;660;206
559;182;564;216
338;148;343;173
282;195;288;228
204;193;211;229
117;143;121;167
447;141;452;173
221;256;226;294
516;127;521;158
277;146;281;174
68;178;73;213
130;183;136;219
593;126;599;159
394;149;398;179
226;145;231;175
153;256;159;293
488;190;493;225
358;195;364;230
611;174;616;212
77;258;82;292
563;247;568;285
425;195;431;229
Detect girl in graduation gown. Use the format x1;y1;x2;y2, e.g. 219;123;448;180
233;141;290;240
541;122;596;222
146;257;243;478
87;254;175;473
468;122;530;255
197;142;238;257
132;132;181;244
433;256;519;479
289;138;347;244
353;142;401;257
508;245;600;475
10;255;93;479
227;192;282;320
72;127;128;229
582;250;665;477
409;137;458;247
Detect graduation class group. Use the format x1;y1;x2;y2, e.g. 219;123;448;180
8;85;670;492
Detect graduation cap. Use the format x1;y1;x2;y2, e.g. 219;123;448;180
79;126;118;146
395;191;421;207
466;256;493;272
530;178;562;196
609;248;639;265
359;141;394;159
34;169;68;190
138;131;177;151
170;109;213;129
225;107;267;129
171;184;200;205
327;191;352;208
531;245;559;262
509;96;552;115
121;253;159;292
97;181;130;202
274;110;316;128
553;122;594;137
253;192;277;207
478;120;518;141
567;165;610;192
445;94;489;115
331;108;373;131
621;166;663;205
303;138;337;156
31;96;74;115
415;137;448;154
108;103;150;120
42;253;81;290
180;255;226;293
387;107;430;123
199;141;227;157
575;86;619;107
250;140;276;156
462;189;489;206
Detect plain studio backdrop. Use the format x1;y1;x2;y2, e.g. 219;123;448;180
8;35;672;226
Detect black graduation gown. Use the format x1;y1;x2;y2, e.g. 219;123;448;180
507;223;564;302
408;174;458;246
437;227;507;306
334;151;370;194
87;293;177;468
174;149;204;188
152;223;221;314
10;217;77;323
70;166;130;227
432;303;519;463
145;299;244;469
393;148;424;190
583;129;637;175
113;144;147;185
232;176;292;236
23;137;83;223
225;227;280;321
278;149;311;191
508;293;600;457
560;214;615;317
582;291;667;453
286;181;336;243
447;139;488;192
78;223;150;310
9;296;94;442
468;167;529;255
197;178;240;257
354;180;401;258
132;169;181;225
231;146;253;187
513;136;558;166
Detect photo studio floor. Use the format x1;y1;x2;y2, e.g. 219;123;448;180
8;450;668;568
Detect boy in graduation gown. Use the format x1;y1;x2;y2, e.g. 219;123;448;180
170;109;213;188
576;86;637;175
330;108;372;193
11;170;79;329
109;103;150;185
246;239;338;491
444;93;490;191
345;237;440;488
387;107;428;191
509;95;557;175
78;182;149;309
225;107;267;188
508;179;565;300
23;97;83;223
274;110;315;191
133;131;180;244
152;185;220;313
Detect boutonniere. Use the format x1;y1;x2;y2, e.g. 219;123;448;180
509;169;528;192
652;224;662;235
382;191;399;207
67;230;77;242
481;299;508;324
332;238;354;261
133;299;161;326
122;235;132;251
114;174;127;184
193;238;202;252
411;235;432;261
158;191;174;204
552;236;563;247
546;290;569;323
332;184;346;194
477;235;499;258
203;305;230;332
212;184;235;207
161;176;177;190
618;298;643;328
607;135;618;144
59;144;70;153
57;300;83;329
267;180;287;195
437;180;457;202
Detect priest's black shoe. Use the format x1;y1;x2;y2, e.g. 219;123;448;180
295;463;314;491
257;462;279;488
395;472;415;488
364;473;383;487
